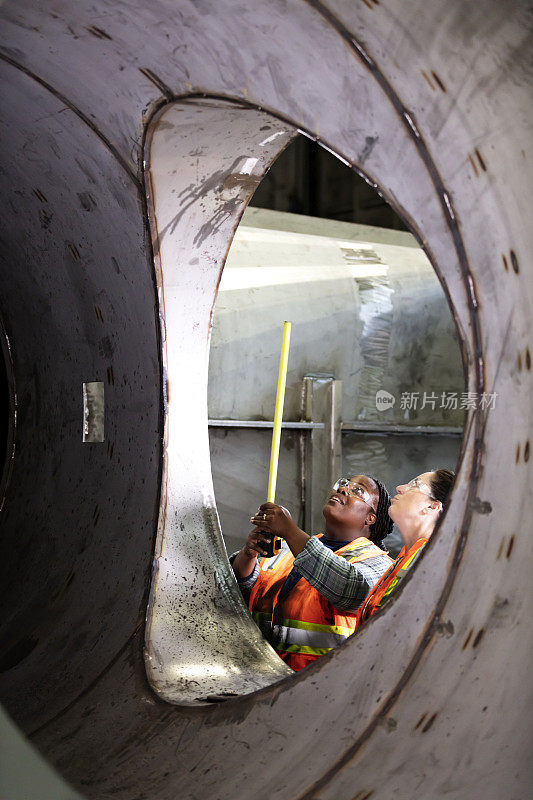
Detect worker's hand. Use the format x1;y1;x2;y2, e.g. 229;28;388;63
250;502;297;540
251;503;310;558
242;529;272;559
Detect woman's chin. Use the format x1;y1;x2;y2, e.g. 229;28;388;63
323;501;340;516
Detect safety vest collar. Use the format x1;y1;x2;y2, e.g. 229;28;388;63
334;536;389;564
359;537;427;621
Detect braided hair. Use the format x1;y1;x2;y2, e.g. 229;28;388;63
368;475;393;549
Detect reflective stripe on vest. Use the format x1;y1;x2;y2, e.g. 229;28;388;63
260;546;293;572
342;543;383;563
271;617;354;656
376;547;423;606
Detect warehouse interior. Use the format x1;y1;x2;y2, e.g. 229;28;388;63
0;2;531;799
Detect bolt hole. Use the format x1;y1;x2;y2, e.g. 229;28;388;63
475;148;486;171
421;712;438;733
414;713;427;730
431;71;447;93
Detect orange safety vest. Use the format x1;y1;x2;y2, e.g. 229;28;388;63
356;537;428;626
249;535;391;672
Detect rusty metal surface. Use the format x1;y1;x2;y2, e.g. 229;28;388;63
0;1;531;799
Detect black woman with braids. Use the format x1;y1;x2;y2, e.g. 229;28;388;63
232;475;394;671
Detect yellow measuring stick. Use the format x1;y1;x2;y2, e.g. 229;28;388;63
267;322;291;503
267;321;292;506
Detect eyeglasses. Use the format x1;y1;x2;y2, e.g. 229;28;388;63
332;478;376;513
403;477;436;500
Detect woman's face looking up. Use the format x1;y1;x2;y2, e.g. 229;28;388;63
323;474;379;532
389;472;439;530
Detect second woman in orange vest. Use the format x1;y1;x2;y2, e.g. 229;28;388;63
356;469;456;627
232;475;394;671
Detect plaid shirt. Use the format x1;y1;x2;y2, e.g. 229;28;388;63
234;535;392;613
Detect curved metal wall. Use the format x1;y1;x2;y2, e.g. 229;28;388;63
0;1;531;799
144;99;295;703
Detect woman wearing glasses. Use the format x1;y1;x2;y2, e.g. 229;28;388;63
232;475;394;671
356;469;455;626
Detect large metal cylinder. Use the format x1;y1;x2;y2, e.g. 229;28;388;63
0;1;531;798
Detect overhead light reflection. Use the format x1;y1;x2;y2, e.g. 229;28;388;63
170;663;242;680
